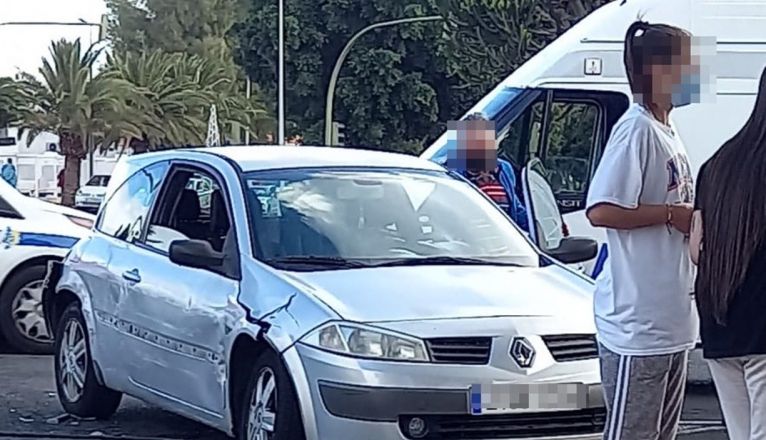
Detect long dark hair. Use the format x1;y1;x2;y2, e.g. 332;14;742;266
624;20;691;99
696;66;766;324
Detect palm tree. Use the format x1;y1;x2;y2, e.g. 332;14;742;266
19;39;139;206
0;77;34;129
105;50;272;151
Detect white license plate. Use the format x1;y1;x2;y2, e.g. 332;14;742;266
469;383;587;414
86;197;101;204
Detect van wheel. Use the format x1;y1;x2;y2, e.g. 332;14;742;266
54;303;122;419
238;350;305;440
0;265;53;354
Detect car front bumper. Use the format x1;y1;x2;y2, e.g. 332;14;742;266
286;343;605;440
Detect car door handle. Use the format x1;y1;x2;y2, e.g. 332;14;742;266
122;269;141;283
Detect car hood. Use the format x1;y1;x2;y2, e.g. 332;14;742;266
283;264;594;323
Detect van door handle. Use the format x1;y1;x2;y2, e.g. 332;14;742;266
122;269;141;283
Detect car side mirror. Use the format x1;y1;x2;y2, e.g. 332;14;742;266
545;236;598;264
169;239;224;270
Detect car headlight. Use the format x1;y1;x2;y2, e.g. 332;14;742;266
301;322;429;362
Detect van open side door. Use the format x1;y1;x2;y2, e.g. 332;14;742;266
521;158;598;269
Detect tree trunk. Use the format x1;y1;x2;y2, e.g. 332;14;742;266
58;132;84;207
61;155;81;207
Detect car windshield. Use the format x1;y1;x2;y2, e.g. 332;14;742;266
243;168;539;270
85;175;110;187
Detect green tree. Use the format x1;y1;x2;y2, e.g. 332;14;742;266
19;39;138;206
230;0;457;153
106;0;269;143
103;49;271;152
440;0;610;103
0;77;35;129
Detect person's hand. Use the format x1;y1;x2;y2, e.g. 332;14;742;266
670;203;693;234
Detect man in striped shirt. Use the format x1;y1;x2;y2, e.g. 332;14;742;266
446;113;529;232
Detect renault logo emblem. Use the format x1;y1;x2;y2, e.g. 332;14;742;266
510;337;536;368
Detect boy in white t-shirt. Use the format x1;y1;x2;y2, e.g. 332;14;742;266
586;20;702;440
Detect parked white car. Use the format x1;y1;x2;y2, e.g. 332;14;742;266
45;146;603;440
74;175;111;213
0;178;93;353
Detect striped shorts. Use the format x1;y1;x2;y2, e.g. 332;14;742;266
599;344;689;440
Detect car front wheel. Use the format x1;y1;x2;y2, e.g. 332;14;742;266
0;264;53;354
239;350;305;440
54;303;122;419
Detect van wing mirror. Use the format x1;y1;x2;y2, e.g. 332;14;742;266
169;239;224;269
546;237;599;264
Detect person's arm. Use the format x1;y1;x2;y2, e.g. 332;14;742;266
689;210;703;265
587;203;669;230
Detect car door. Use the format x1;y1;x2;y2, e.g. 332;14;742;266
90;161;170;388
521;159;597;272
115;163;239;420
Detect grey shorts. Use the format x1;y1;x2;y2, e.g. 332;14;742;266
599;344;689;440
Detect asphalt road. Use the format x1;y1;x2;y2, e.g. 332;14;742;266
0;354;729;440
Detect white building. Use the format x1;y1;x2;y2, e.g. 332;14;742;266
0;128;119;199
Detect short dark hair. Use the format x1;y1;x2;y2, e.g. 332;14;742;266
463;112;488;121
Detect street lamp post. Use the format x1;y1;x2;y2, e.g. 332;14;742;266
278;0;286;145
323;15;443;146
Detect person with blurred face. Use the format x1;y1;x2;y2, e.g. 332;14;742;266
586;20;701;439
446;113;528;232
690;66;766;440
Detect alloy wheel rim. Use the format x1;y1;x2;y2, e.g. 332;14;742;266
11;280;51;343
247;367;277;440
59;318;87;402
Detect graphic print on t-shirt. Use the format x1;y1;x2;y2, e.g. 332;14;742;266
667;153;694;203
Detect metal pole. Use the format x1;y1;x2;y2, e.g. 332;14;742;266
277;0;285;145
87;24;95;179
245;77;251;145
323;15;442;146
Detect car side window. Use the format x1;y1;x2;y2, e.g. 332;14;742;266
97;162;169;242
145;168;232;254
0;195;21;219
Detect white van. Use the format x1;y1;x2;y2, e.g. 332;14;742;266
422;0;765;382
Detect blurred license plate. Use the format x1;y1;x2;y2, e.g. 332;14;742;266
469;383;587;414
86;197;101;204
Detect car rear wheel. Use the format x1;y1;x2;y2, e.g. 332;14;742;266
54;303;122;419
0;265;53;354
238;350;305;440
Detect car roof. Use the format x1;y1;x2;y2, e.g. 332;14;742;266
126;145;446;173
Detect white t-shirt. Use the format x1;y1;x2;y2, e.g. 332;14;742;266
586;104;697;356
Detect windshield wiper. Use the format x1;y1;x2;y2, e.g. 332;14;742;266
370;256;522;268
265;256;371;269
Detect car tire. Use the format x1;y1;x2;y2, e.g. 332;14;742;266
0;264;53;354
54;303;122;419
238;350;306;440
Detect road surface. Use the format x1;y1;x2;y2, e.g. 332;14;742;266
0;354;728;440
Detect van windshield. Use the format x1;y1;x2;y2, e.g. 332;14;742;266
243;168;539;270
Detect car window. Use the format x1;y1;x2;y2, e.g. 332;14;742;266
243;168;539;269
145;169;231;254
0;195;21;219
543;101;599;199
97;162;169;242
85;175;110;187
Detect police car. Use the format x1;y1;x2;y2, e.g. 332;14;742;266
0;178;93;353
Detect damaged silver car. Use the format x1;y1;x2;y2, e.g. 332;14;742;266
43;146;604;440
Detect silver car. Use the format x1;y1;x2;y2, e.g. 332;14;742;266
43;146;604;440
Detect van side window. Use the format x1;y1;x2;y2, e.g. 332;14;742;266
544;101;599;200
499;101;544;169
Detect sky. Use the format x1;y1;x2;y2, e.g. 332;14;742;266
0;0;108;78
